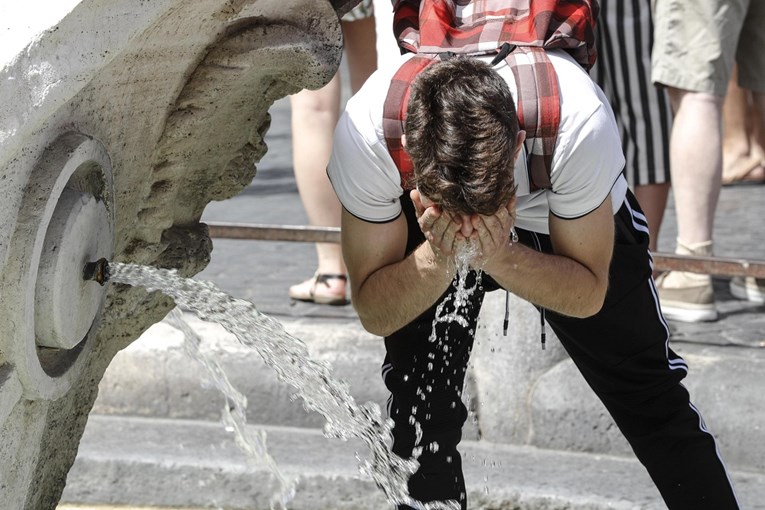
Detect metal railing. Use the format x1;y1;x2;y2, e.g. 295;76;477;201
206;221;765;278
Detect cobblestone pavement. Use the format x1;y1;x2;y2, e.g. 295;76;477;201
198;95;765;348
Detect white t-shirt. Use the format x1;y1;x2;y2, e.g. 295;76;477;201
327;49;627;234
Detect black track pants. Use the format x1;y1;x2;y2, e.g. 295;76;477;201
384;192;739;509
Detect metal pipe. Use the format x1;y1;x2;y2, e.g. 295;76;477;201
207;222;341;244
651;253;765;278
83;258;110;285
206;221;765;278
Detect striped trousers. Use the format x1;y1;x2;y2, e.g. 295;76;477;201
593;0;673;187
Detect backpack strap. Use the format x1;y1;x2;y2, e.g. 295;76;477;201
382;1;577;192
506;46;560;191
382;54;439;189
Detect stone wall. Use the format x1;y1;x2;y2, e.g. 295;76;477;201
0;1;345;507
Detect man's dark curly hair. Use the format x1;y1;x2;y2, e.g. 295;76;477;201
405;57;520;216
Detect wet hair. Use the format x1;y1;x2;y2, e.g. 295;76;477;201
405;57;520;215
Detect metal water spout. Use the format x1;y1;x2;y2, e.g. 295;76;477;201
83;258;111;286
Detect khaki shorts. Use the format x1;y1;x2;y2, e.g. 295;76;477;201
652;0;765;95
341;0;374;22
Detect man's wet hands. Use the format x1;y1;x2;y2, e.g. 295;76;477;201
411;189;516;270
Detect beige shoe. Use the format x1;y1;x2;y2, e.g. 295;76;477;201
730;276;765;304
655;240;718;322
289;273;348;306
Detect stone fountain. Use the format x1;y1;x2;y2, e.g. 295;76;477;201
0;1;352;507
3;1;765;509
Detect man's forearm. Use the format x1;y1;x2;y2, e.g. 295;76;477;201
484;242;609;318
352;242;456;337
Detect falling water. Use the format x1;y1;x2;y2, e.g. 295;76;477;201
166;308;296;509
402;242;484;491
429;242;482;342
397;240;504;503
108;262;460;510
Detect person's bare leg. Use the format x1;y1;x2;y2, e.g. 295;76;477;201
753;92;765;151
750;90;765;167
287;15;378;304
729;91;765;302
655;88;723;322
634;182;670;254
341;16;378;94
288;74;347;303
667;88;724;246
722;65;765;184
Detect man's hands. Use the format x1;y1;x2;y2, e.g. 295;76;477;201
411;189;516;270
412;190;462;266
469;204;516;269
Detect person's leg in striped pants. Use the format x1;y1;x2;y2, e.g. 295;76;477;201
593;0;672;257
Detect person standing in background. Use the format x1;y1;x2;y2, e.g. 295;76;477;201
652;0;765;321
287;0;377;305
721;63;765;302
593;0;672;256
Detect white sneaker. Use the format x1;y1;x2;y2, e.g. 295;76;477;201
656;271;718;322
729;276;765;304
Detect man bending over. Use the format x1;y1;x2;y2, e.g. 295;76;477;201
327;52;739;509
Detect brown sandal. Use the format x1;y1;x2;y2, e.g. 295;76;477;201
288;273;348;306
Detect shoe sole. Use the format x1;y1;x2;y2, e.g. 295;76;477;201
289;282;348;306
660;304;718;323
289;293;349;306
312;295;349;306
730;281;765;304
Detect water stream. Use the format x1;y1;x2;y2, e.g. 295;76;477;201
108;262;461;510
166;308;296;509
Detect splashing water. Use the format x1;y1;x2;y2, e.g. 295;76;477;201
109;262;460;510
404;243;484;470
166;308;296;509
428;243;482;343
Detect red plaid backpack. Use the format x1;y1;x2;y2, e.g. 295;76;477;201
383;0;599;191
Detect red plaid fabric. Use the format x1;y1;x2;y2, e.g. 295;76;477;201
393;0;598;70
384;0;598;191
383;55;439;187
507;46;560;190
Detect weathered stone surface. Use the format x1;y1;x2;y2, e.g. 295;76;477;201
471;291;568;444
472;289;765;473
93;316;388;429
529;360;632;456
0;1;344;508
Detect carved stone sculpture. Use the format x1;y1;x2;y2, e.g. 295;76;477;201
0;1;345;507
